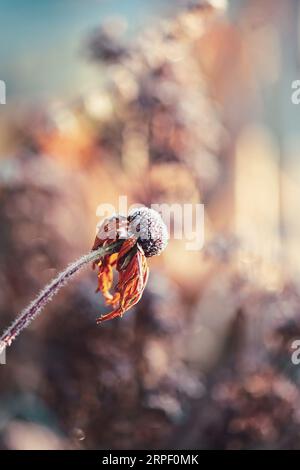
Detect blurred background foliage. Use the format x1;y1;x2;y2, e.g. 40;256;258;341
1;0;300;450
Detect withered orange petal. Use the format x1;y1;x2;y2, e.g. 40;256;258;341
96;244;149;323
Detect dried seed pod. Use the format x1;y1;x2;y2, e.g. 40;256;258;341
128;207;169;257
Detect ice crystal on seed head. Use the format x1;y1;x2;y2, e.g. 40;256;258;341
128;207;168;257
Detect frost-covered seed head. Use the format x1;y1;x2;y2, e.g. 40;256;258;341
128;207;168;257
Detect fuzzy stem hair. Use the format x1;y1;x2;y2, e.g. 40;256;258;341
0;242;120;353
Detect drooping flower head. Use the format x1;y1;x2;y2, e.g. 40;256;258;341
92;207;168;323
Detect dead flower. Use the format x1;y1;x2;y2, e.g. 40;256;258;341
92;207;168;323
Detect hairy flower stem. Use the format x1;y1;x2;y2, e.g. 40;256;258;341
0;242;121;353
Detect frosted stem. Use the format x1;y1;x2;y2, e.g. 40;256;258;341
0;242;120;353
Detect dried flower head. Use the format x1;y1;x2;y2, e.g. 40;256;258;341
128;207;169;257
92;207;168;323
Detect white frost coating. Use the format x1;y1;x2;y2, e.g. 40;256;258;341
128;207;169;257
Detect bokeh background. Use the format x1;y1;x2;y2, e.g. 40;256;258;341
1;0;300;450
